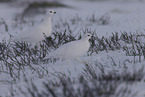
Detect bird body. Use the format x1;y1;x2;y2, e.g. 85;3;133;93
10;9;56;44
45;33;92;60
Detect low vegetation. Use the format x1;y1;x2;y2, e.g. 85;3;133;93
0;13;145;97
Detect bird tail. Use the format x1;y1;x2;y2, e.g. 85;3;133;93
44;53;54;60
43;51;60;60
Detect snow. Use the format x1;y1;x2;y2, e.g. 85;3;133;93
54;0;145;37
1;0;145;97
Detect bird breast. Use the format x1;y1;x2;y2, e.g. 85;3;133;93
77;40;90;55
39;21;52;36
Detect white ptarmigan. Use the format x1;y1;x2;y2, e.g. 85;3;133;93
10;9;56;44
45;33;92;60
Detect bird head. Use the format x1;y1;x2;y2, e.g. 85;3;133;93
82;33;92;40
48;9;56;15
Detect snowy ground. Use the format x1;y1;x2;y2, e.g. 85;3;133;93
1;0;145;97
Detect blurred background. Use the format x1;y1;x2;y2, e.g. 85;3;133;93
0;0;145;41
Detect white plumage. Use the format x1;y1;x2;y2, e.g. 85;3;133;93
10;9;56;44
45;33;92;60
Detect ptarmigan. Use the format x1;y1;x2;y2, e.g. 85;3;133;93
10;9;56;45
44;33;92;60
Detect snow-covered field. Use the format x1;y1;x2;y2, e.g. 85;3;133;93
1;0;145;97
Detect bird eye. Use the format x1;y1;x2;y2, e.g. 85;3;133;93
88;35;90;36
54;12;56;14
50;11;52;13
